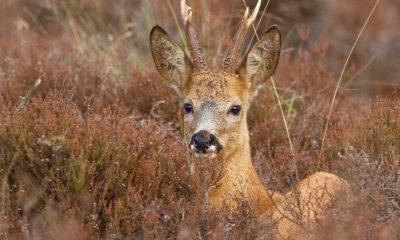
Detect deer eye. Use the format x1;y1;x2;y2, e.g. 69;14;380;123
183;103;193;114
229;105;241;116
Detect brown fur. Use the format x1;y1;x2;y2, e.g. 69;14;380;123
150;25;350;239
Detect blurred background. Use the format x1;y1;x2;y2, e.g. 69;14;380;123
0;0;399;99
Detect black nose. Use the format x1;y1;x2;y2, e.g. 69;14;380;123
190;130;222;153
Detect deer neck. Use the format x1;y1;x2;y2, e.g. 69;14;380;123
208;127;279;216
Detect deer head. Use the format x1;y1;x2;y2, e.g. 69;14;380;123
150;0;281;162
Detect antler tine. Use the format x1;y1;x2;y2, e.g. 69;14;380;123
181;0;207;72
223;0;261;73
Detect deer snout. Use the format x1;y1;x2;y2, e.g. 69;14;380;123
190;130;222;154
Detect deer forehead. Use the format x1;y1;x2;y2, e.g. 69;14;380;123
184;72;251;102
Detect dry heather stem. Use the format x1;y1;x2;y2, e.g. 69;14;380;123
319;0;381;161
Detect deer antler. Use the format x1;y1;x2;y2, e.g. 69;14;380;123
181;0;207;72
223;0;261;73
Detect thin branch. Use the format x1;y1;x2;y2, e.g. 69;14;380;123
242;0;297;178
166;0;188;53
16;75;43;114
270;77;295;157
266;190;311;234
342;56;376;90
319;0;381;162
245;0;271;52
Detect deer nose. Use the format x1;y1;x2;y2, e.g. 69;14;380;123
190;130;222;153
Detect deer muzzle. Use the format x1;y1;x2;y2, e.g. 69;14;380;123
189;130;223;157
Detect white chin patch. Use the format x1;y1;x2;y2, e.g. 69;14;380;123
194;151;217;160
190;144;218;160
210;152;217;159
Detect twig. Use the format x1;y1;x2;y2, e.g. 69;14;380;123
244;0;272;53
242;0;297;179
16;75;43;113
166;0;188;53
270;77;295;158
266;190;311;234
319;0;381;163
241;0;295;156
342;56;376;90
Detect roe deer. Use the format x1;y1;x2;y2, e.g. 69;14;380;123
150;0;350;238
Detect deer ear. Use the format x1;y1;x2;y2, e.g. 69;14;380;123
239;26;281;92
150;26;193;94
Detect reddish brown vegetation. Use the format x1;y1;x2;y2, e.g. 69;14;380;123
0;0;399;239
